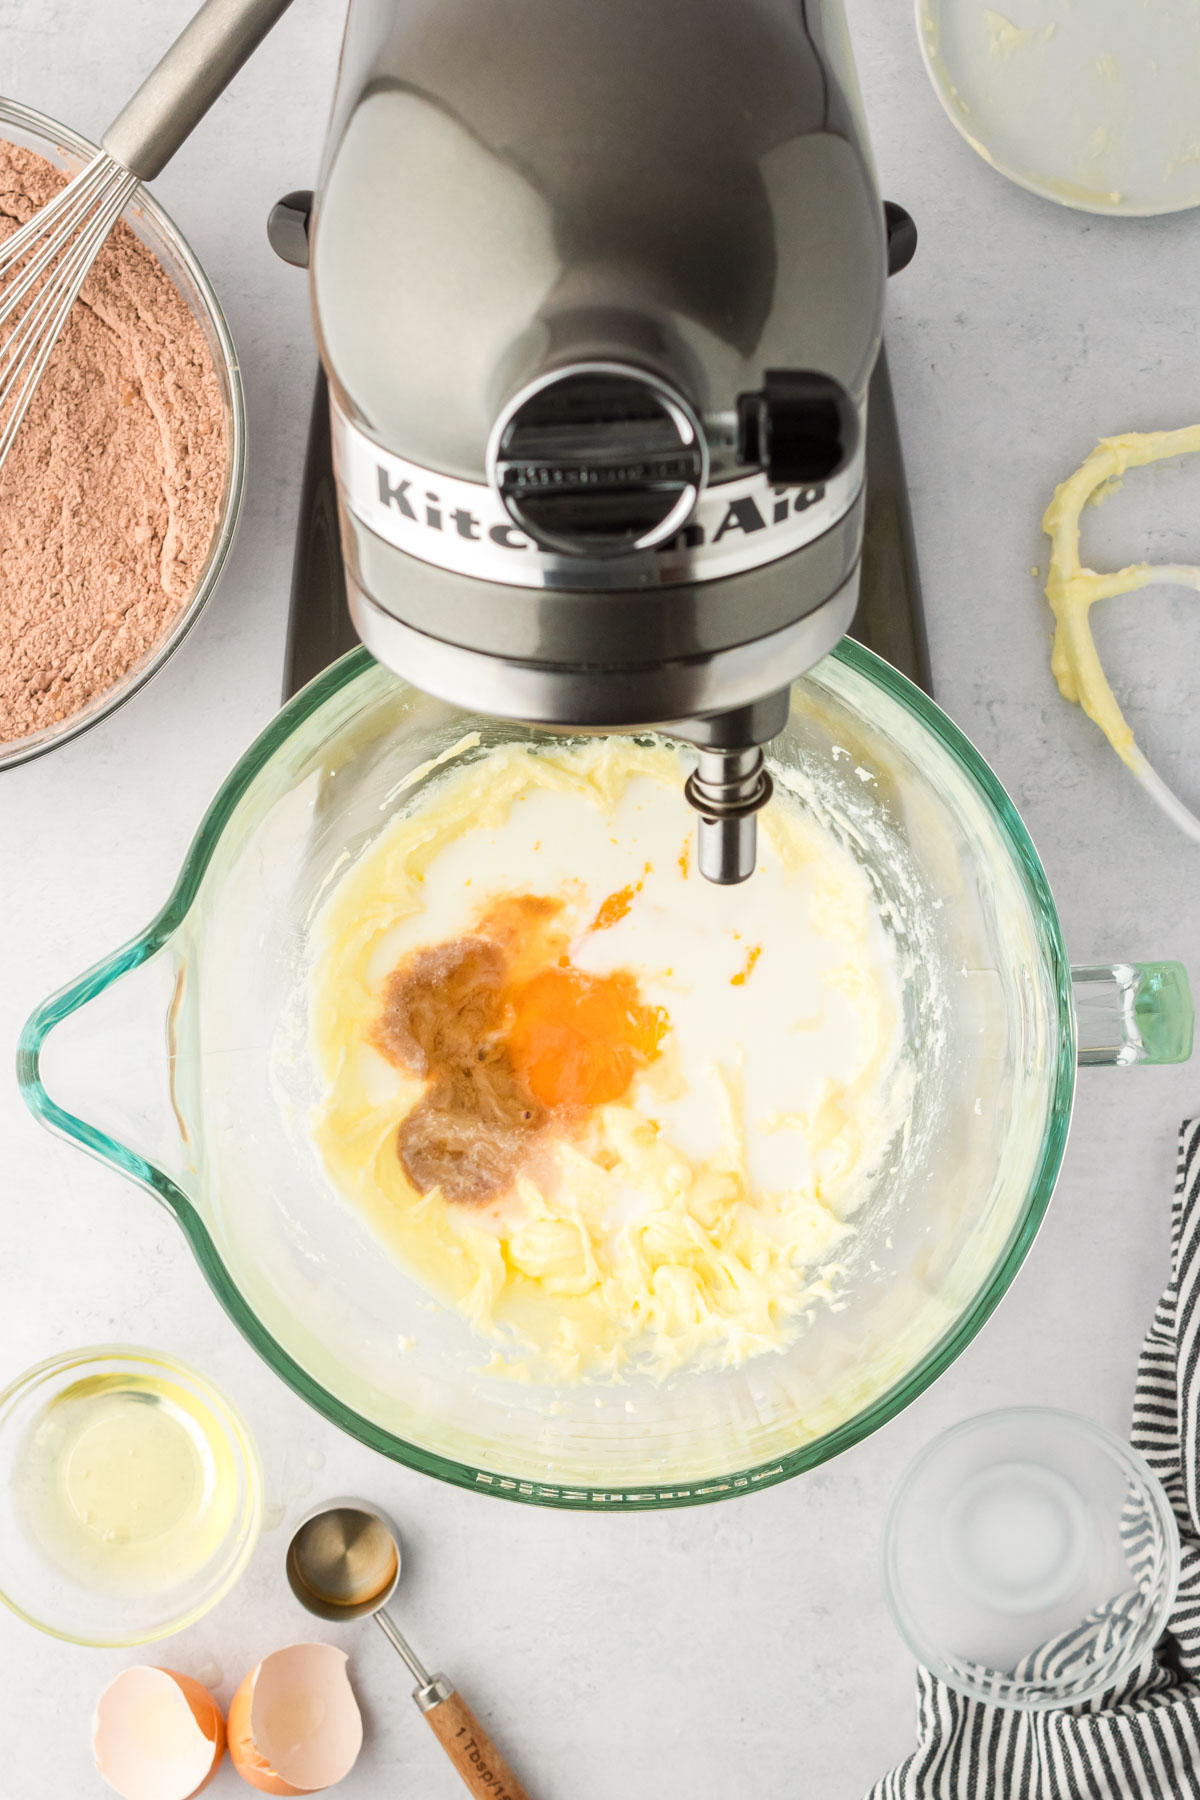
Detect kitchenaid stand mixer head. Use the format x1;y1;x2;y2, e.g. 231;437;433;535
299;0;896;882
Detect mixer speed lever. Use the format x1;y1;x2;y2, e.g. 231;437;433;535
735;370;859;487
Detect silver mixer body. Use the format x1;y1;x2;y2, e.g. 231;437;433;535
310;0;888;880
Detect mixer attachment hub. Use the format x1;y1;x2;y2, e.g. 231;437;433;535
678;690;789;884
685;748;774;885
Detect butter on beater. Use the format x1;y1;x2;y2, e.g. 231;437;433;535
1042;424;1200;838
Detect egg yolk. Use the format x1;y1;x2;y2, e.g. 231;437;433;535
508;966;668;1109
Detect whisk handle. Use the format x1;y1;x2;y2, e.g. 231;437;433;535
102;0;297;180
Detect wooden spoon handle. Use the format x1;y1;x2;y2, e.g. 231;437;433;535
422;1682;533;1800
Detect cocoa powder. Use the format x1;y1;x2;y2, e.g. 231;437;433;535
0;138;227;745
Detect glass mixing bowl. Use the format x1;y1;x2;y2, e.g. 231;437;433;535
18;644;1193;1508
0;97;246;772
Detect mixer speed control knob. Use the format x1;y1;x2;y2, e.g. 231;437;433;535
736;371;859;488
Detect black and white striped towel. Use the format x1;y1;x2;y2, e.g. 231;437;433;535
868;1118;1200;1799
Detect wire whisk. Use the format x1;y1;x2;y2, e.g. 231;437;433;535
0;155;139;468
0;0;295;477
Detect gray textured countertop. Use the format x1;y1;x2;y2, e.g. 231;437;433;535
3;3;1199;1795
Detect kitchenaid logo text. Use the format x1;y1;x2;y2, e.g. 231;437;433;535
375;466;828;553
376;467;531;550
331;402;862;590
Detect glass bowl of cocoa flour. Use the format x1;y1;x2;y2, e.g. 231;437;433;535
0;97;246;770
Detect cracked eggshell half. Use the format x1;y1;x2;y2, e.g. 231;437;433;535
228;1643;363;1794
93;1666;225;1800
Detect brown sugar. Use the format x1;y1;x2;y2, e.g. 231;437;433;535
0;138;226;744
374;936;548;1205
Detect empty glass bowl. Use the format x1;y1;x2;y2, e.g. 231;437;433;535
884;1408;1180;1709
0;97;246;771
0;1346;261;1645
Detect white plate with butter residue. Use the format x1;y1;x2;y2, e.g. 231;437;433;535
916;0;1200;216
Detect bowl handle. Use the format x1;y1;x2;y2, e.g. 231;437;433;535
16;935;194;1207
1072;962;1194;1067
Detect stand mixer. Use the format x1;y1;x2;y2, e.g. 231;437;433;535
269;0;922;882
17;0;1197;1516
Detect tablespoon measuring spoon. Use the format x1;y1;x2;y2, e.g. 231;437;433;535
286;1499;532;1800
